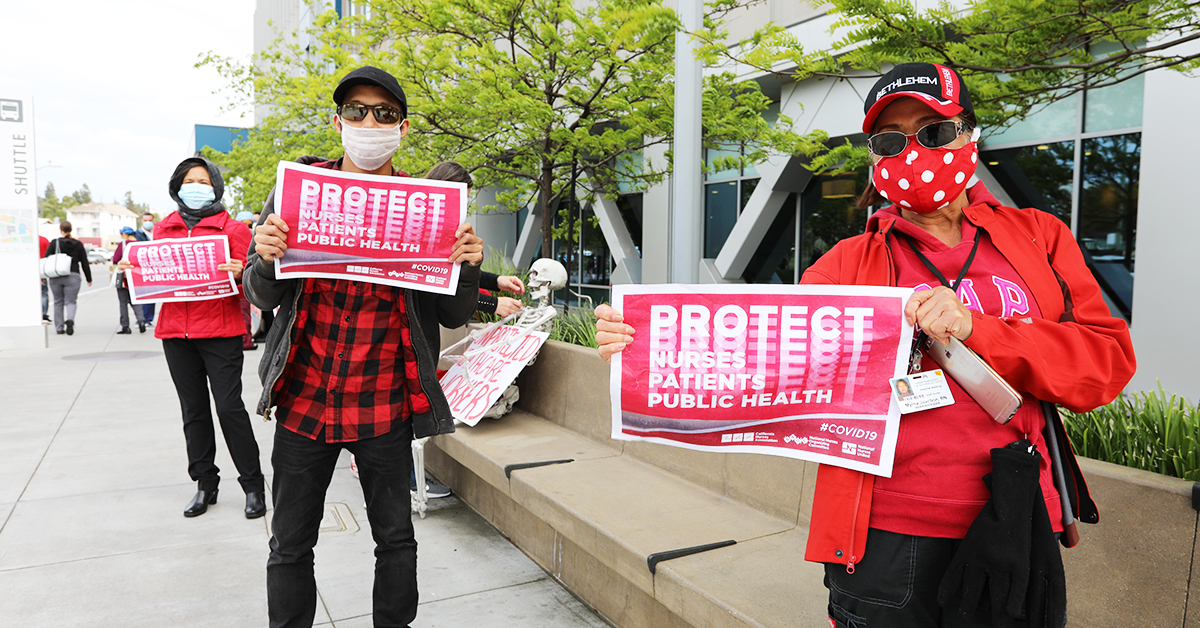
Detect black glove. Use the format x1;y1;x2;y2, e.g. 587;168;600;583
938;440;1042;624
1025;490;1067;628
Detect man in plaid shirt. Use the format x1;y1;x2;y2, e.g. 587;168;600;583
244;67;483;628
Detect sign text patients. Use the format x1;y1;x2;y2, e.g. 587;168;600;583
293;178;446;252
645;303;874;410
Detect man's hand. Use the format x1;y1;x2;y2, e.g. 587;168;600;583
497;275;525;294
254;214;290;262
217;258;245;281
495;297;523;317
450;222;483;266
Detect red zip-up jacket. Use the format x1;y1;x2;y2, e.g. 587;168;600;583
152;210;252;340
800;184;1136;569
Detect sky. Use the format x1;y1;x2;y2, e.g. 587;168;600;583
1;0;255;215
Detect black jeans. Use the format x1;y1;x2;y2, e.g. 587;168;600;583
825;528;1030;628
162;337;264;494
267;421;417;628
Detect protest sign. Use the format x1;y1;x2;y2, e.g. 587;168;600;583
272;162;467;295
440;324;549;426
611;284;914;477
125;235;238;304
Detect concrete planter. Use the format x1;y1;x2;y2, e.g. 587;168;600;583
430;338;1200;627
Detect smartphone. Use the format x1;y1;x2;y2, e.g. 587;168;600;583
921;335;1023;424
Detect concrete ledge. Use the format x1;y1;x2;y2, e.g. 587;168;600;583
426;409;820;627
434;338;1200;628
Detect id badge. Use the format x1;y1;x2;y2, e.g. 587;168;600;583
891;371;955;414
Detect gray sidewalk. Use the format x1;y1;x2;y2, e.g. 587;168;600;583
0;270;611;628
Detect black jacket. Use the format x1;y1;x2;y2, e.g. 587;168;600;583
44;237;92;282
242;165;480;439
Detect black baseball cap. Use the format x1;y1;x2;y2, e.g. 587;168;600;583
333;66;408;120
862;63;973;133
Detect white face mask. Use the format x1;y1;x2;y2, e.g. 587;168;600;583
338;115;403;171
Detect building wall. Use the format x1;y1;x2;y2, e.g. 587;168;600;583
1128;37;1200;401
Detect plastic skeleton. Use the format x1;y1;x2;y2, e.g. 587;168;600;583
437;258;569;372
412;259;568;518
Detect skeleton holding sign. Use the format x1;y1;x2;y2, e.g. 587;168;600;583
412;259;567;517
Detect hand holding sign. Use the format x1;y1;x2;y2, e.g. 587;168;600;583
595;303;635;363
254;214;291;263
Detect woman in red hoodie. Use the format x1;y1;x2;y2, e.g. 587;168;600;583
595;64;1135;627
121;157;265;520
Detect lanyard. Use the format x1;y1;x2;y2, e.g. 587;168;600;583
896;226;984;372
898;226;984;293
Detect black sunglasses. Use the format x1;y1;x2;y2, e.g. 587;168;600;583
338;103;403;125
867;120;967;158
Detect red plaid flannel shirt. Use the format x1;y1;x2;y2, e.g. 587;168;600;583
273;160;430;443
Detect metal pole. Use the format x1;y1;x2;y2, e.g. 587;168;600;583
671;0;702;284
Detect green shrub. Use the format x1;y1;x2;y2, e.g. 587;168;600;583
1061;383;1200;481
548;305;599;349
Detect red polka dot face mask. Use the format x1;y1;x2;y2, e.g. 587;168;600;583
871;126;981;214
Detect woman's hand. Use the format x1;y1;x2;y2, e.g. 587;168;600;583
905;286;973;344
595;303;635;363
254;214;290;262
495;297;523;317
116;260;134;272
218;258;245;281
450;222;483;266
498;275;525;294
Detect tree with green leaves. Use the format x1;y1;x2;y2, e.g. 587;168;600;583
123;191;151;216
69;184;92;206
38;182;67;221
699;0;1200;172
201;0;817;255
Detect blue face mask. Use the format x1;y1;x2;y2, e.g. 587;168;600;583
142;221;154;231
178;182;216;210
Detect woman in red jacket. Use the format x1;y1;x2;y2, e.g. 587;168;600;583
122;157;265;520
595;63;1135;627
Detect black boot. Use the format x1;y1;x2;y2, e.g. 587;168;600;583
117;327;132;335
184;488;218;517
245;492;267;519
65;320;74;335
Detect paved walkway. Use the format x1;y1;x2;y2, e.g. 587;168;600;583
0;267;611;628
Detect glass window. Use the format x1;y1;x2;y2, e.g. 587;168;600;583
580;208;611;286
1078;133;1140;321
980;142;1075;225
742;194;797;284
705;181;739;258
616;193;643;255
799;171;869;275
1085;74;1145;134
983;95;1078;146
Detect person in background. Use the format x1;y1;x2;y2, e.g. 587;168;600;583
120;157;265;520
39;234;50;324
424;161;525;319
111;226;146;334
245;66;483;628
595;63;1136;628
44;220;92;335
137;212;156;327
